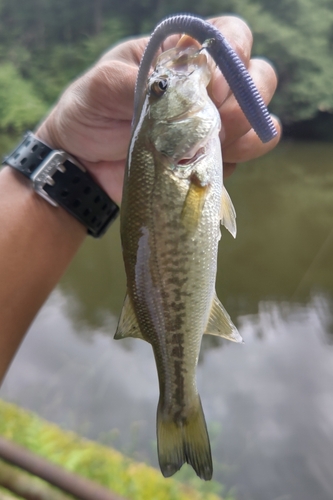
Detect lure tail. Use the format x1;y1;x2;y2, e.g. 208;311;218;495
157;395;212;480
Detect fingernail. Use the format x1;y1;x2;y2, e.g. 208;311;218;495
211;67;229;108
176;35;200;49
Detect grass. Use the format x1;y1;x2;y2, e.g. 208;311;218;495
0;399;226;500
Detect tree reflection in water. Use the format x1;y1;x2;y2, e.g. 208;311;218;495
2;140;333;500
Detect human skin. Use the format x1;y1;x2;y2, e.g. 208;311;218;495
0;16;281;383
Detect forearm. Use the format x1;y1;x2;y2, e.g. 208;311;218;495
0;165;86;382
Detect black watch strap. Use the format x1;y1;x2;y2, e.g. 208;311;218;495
3;132;119;237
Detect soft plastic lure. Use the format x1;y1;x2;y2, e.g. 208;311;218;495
133;14;277;143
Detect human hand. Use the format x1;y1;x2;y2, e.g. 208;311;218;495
37;15;281;205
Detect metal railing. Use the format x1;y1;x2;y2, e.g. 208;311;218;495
0;437;126;500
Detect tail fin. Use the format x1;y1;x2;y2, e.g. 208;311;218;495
157;396;212;480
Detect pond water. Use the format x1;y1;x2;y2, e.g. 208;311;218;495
2;140;333;500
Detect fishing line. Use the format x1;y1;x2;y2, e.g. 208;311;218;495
291;226;333;301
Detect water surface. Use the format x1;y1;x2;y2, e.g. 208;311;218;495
2;140;333;500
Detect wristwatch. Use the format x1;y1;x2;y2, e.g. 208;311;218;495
2;132;119;237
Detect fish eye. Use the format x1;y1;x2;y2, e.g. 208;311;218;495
150;77;168;97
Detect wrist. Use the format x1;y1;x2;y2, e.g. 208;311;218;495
1;165;86;243
35;110;63;151
0;166;85;379
3;131;119;237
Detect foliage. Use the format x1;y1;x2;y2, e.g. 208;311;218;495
0;0;333;133
151;0;333;124
0;399;228;500
1;16;129;106
222;0;333;123
0;62;47;132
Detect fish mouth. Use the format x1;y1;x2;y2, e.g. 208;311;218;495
157;47;208;75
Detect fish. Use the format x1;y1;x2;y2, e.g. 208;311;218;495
115;42;243;480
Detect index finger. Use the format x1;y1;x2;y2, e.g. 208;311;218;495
207;16;253;107
99;36;150;67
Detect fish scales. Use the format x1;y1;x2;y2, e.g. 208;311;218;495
116;44;241;480
123;135;220;409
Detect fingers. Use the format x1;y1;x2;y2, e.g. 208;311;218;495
45;62;135;163
100;36;150;67
98;15;255;113
104;15;254;72
43;14;279;177
220;58;278;147
83;159;125;205
209;16;253;61
206;17;279;162
89;16;279;165
218;55;281;163
83;61;137;121
223;163;237;179
223;115;281;164
208;16;253;107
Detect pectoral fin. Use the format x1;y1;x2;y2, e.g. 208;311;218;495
221;185;237;238
114;294;145;341
204;293;243;343
181;180;209;233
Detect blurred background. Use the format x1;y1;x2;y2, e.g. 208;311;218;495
1;0;333;138
1;1;333;500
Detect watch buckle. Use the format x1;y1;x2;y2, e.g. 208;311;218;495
30;151;68;207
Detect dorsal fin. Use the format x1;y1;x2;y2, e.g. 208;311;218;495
204;293;243;343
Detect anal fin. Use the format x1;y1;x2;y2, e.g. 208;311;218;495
204;293;243;343
114;294;145;341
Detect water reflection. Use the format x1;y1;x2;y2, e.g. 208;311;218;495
3;290;333;500
60;222;126;332
206;296;333;500
2;140;333;500
60;140;333;341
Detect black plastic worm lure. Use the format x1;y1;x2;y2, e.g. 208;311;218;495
133;14;277;143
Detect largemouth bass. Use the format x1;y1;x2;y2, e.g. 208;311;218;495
115;44;242;480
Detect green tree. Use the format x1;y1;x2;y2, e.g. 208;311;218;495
1;0;333;132
234;0;333;123
0;62;47;132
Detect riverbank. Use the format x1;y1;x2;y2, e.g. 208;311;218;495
0;399;226;500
